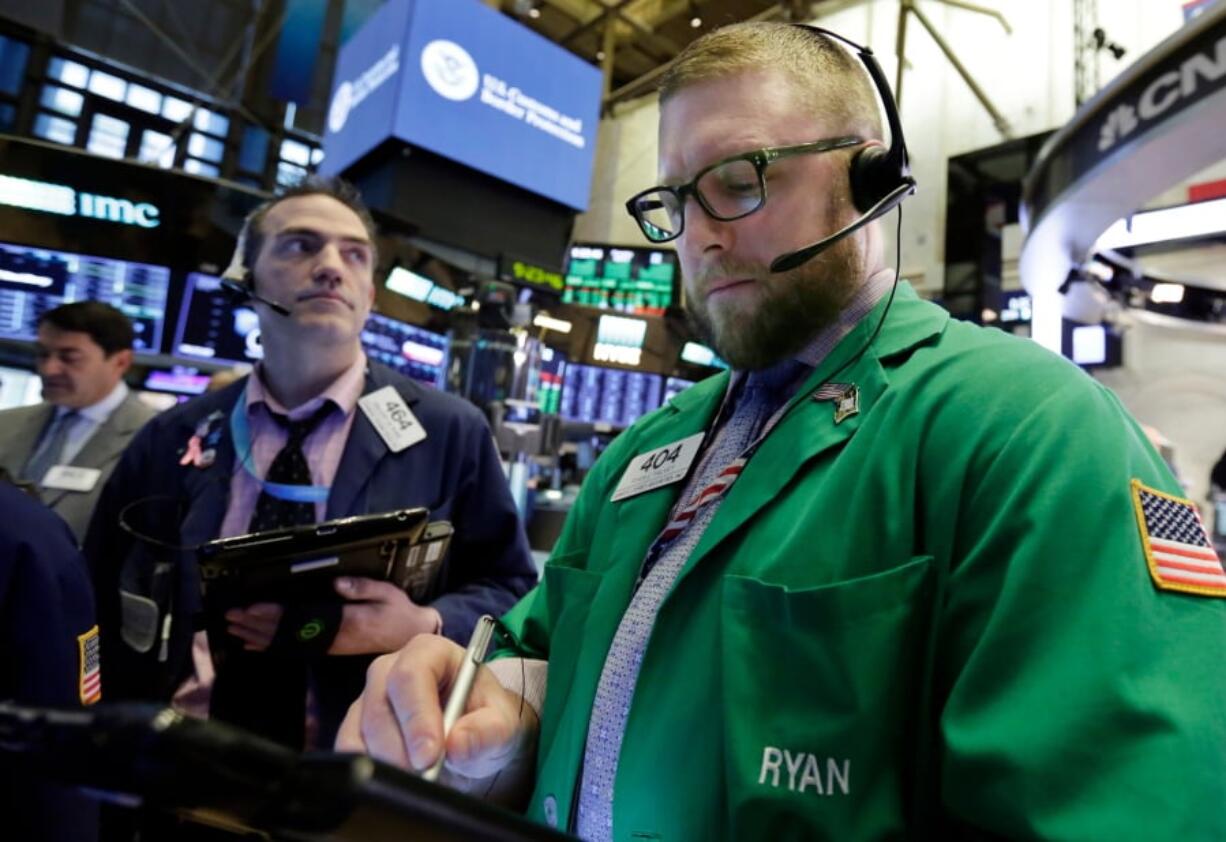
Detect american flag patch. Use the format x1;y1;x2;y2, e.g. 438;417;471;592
78;625;101;705
1131;479;1226;597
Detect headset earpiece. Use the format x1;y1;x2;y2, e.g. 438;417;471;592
849;144;896;213
220;218;255;298
792;24;915;216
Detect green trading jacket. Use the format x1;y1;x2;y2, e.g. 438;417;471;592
501;284;1226;840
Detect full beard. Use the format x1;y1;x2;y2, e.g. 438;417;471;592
684;232;865;371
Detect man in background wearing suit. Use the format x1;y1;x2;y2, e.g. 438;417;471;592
85;176;535;758
0;301;157;542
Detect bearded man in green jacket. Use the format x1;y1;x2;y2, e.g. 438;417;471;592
338;21;1226;841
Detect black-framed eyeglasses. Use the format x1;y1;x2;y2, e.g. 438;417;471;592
624;136;863;243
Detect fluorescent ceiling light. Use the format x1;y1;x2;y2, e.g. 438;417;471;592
1150;282;1185;303
533;313;572;333
1095;197;1226;250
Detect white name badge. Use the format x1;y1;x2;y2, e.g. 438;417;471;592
41;465;102;493
359;386;427;454
611;432;705;502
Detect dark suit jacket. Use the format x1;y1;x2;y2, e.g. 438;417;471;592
84;362;536;740
0;482;99;842
0;392;158;543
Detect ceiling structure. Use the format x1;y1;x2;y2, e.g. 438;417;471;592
487;0;817;108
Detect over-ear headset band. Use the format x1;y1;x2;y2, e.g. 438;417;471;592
790;24;913;193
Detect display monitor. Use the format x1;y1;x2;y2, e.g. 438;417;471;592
680;341;727;369
0;364;41;410
0;241;170;353
172;272;265;365
385;267;464;311
143;367;211;396
592;314;648;367
663;376;695;404
537;346;566;415
559;363;662;428
1065;322;1122;368
563;244;677;316
361;313;449;388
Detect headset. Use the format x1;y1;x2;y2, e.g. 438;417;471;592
219;217;290;316
770;24;917;273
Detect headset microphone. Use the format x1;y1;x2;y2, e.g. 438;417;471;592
770;180;913;272
770;25;917;274
220;221;291;317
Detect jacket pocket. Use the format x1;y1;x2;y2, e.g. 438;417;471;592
539;551;606;726
720;555;938;842
527;551;607;830
117;543;177;658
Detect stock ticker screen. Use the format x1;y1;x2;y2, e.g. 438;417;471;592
361;313;449;388
0;242;170;353
559;363;663;428
563;244;677;316
173;272;264;365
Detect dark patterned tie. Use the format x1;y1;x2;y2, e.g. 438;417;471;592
211;401;334;749
247;403;335;532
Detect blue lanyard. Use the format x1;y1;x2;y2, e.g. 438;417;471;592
228;398;331;504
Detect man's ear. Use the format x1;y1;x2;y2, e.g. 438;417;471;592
111;348;134;374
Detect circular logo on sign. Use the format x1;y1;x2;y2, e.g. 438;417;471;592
328;81;354;133
420;40;479;102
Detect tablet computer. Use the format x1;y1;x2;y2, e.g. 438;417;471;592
198;508;438;606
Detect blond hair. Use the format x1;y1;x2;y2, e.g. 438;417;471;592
658;22;883;142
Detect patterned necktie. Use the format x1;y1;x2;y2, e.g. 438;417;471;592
247;402;335;533
24;409;79;486
576;359;808;840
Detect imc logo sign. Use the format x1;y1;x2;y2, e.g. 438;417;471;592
0;174;160;228
77;192;160;228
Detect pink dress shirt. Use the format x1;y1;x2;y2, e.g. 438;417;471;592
218;353;368;537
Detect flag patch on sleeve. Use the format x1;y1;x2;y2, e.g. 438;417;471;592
78;625;101;705
1131;479;1226;597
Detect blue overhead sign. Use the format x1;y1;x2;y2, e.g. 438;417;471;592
321;0;602;211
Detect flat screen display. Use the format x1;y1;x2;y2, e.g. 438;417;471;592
563;244;677;316
172;272;265;365
680;341;727;369
144;367;211;396
0;364;42;410
385;267;464;311
559;363;662;428
0;241;170;353
322;0;603;210
663;376;695;404
361;313;449;388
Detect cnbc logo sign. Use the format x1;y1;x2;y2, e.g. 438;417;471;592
0;173;161;228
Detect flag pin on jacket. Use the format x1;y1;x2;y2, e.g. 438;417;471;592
812;382;860;424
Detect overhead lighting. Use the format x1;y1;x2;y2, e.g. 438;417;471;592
1095;196;1226;250
596;50;605;61
690;15;702;28
528;4;541;19
533;313;573;334
1150;283;1186;304
1083;258;1115;282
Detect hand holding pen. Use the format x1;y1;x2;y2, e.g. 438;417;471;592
336;614;540;802
423;614;496;781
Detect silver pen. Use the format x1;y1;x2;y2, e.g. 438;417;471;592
422;614;497;782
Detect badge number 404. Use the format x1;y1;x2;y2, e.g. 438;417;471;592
640;443;684;472
611;432;705;502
